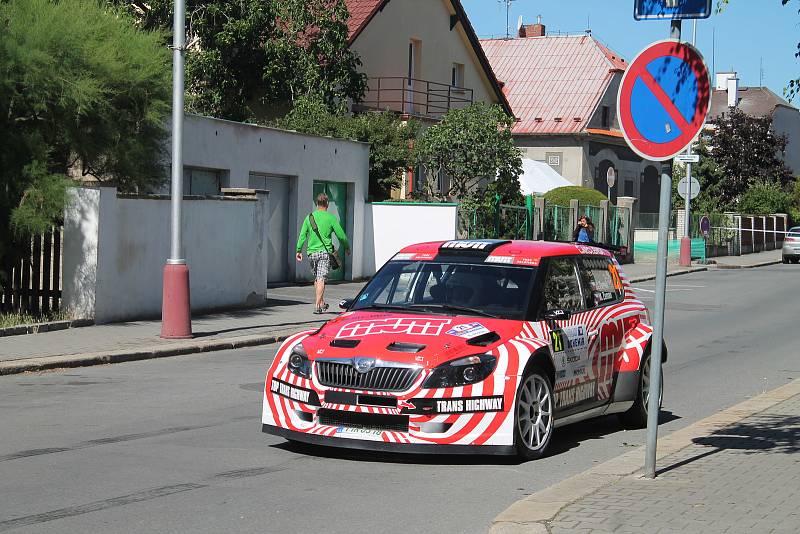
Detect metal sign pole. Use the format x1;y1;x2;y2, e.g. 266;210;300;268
644;18;681;479
160;0;193;339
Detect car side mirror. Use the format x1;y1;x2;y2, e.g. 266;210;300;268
544;308;571;321
339;298;354;310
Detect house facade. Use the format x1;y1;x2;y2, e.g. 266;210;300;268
481;21;662;213
345;0;513;197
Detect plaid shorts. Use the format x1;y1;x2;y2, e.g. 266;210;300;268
309;251;330;281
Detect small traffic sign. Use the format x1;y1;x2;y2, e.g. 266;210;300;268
678;176;700;200
634;0;712;20
699;215;711;237
618;40;711;161
606;167;617;188
675;153;700;163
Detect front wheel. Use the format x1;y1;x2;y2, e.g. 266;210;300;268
619;349;663;428
514;367;554;460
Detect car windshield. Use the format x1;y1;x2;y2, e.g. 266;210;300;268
352;261;537;320
789;228;800;238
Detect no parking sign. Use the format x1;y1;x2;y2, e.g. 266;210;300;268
617;40;711;161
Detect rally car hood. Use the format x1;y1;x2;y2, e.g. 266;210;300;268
302;310;522;368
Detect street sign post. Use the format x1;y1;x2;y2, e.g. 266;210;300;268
606;167;617;201
675;153;700;163
617;40;711;161
634;0;712;20
678;176;700;200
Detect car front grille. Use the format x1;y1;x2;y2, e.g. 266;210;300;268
316;361;421;392
317;409;409;432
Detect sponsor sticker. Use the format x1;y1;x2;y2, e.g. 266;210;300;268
393;253;416;261
555;381;596;407
514;257;540;266
270;378;321;406
441;240;492;250
401;396;505;414
337;317;451;338
485;255;514;264
334;426;385;439
446;322;490;339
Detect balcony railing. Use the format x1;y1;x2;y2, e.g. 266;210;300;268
355;77;474;120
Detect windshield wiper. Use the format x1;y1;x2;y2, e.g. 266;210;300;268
354;303;415;312
407;303;499;318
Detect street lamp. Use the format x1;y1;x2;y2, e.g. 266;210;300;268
161;0;192;339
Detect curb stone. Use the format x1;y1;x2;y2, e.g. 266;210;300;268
0;331;303;376
713;259;783;269
489;377;800;533
628;266;707;283
0;319;94;337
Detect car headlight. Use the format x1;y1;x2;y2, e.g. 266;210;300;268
287;344;311;378
422;354;497;389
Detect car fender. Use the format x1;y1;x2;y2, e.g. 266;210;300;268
616;323;667;373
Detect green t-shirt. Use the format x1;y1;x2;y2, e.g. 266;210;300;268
296;209;350;255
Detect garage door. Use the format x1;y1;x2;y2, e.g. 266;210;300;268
250;173;290;284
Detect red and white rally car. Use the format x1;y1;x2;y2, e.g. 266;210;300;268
262;239;665;459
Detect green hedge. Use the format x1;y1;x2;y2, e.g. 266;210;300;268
543;186;607;207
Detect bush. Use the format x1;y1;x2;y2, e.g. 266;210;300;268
737;180;792;215
543;186;607;207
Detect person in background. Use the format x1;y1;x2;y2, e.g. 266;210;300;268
573;215;595;243
296;193;351;314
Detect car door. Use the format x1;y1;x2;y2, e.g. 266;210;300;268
538;257;594;415
577;256;626;408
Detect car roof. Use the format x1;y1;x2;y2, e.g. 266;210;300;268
397;239;612;265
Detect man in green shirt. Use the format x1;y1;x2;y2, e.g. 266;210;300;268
296;193;351;314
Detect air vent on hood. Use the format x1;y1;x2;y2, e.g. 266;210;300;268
466;331;501;347
330;339;360;348
386;342;425;353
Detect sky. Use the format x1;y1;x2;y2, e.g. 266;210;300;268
461;0;799;102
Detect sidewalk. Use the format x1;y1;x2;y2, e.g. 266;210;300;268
0;281;365;375
491;377;800;534
624;248;782;282
0;248;784;375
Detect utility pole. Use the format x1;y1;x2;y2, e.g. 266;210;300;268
161;0;192;339
644;18;681;480
498;0;516;38
680;19;698;267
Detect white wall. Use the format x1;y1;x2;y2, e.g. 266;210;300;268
363;203;458;275
179;114;370;282
63;187;270;323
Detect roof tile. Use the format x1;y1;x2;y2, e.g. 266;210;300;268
481;35;626;134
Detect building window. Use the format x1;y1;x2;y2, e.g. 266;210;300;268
183;167;228;195
451;62;464;88
601;106;610;128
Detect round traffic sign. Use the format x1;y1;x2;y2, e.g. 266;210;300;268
606;167;616;188
699;215;711;238
678;176;700;200
617;40;711;161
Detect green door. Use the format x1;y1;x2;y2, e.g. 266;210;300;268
312;181;348;281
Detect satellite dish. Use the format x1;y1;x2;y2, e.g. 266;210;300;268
517;15;523;31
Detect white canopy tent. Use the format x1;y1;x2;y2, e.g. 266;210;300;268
517;158;573;195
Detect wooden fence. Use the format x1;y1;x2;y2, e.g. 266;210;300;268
0;227;62;315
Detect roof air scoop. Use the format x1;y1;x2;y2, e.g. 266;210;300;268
387;342;425;353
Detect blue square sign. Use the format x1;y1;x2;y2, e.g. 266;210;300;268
634;0;712;20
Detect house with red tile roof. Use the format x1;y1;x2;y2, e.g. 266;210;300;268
343;0;514;197
481;20;662;213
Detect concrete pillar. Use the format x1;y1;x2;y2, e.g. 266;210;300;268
534;196;545;240
569;199;579;240
599;200;609;244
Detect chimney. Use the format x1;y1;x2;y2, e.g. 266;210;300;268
726;75;739;108
518;15;545;38
715;71;736;91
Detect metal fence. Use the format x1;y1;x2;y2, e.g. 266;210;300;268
542;204;572;242
608;205;631;248
457;202;536;240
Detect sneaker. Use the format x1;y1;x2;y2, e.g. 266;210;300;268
321;303;329;312
313;307;323;315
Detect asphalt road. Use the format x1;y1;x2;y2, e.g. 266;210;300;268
0;265;797;534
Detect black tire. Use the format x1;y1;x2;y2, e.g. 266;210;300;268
619;349;663;428
513;366;555;460
782;256;789;264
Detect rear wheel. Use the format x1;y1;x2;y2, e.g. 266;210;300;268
783;256;789;264
619;349;663;428
514;367;554;460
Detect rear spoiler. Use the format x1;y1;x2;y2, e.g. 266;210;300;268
552;240;628;256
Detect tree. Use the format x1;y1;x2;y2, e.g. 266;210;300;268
738;180;793;214
0;0;170;272
276;95;419;199
413;103;523;202
701;108;792;208
110;0;367;121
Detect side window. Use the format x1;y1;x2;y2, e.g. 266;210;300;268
542;258;583;313
371;263;420;305
579;257;624;308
